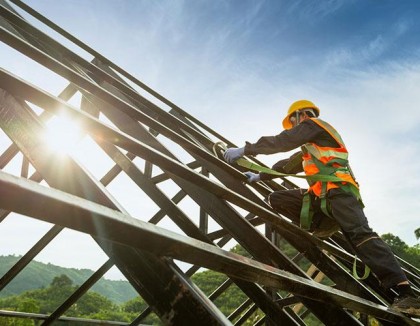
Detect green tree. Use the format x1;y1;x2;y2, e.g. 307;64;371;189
50;274;73;288
0;317;35;326
122;297;147;314
121;297;160;324
88;310;131;323
381;234;408;252
382;233;420;268
73;292;115;316
415;227;420;240
0;274;122;320
0;296;39;326
230;244;252;258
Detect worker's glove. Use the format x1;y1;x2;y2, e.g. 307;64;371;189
244;171;260;183
223;147;245;163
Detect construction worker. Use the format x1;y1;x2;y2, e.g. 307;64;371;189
223;100;420;317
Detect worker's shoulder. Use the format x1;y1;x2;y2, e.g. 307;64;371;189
301;118;324;129
300;118;333;138
288;119;324;139
306;118;335;130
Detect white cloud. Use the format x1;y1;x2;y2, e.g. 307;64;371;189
295;62;420;245
200;54;420;245
2;1;419;283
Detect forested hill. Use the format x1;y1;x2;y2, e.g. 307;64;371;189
0;255;137;304
1;234;418;305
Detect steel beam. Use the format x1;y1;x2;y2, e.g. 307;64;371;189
0;89;232;325
1;1;419;325
0;171;416;325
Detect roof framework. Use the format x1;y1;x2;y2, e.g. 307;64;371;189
0;1;419;325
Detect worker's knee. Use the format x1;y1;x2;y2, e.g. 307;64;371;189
354;233;381;248
267;189;304;224
268;191;286;208
268;191;297;210
267;191;281;207
345;230;380;249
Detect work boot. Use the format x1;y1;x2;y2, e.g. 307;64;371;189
312;216;340;238
390;295;420;318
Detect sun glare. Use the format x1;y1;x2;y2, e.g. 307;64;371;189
43;115;83;155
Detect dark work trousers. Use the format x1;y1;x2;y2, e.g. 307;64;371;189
268;187;408;289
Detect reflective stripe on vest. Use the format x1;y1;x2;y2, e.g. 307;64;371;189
302;118;359;198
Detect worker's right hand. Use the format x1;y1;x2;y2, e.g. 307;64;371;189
244;171;260;183
223;147;245;163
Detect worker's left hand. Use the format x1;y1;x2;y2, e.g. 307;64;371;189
244;171;260;183
223;147;245;163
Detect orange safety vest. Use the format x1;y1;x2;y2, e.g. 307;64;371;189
299;118;363;230
301;118;360;198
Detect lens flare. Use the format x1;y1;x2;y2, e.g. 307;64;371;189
43;115;82;155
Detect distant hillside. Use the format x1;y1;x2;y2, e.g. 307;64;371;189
0;255;137;304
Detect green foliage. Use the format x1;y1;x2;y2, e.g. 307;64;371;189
1;233;418;325
0;255;136;303
122;296;148;313
0;317;35;326
88;309;131;323
73;291;116;316
0;274;124;323
381;233;420;268
121;297;160;324
51;274;73;288
230;244;252;258
214;283;247;316
192;269;228;296
0;296;39;326
192;270;262;324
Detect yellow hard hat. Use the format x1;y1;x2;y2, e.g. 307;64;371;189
282;99;320;129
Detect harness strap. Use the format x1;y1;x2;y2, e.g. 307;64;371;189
213;142;348;183
214;142;358;234
319;182;332;218
300;184;332;231
352;256;371;280
300;192;313;230
235;158;344;183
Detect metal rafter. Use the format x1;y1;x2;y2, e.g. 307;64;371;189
0;1;418;325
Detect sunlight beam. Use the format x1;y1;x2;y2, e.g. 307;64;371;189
42;114;83;156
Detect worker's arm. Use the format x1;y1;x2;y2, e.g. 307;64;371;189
224;119;333;164
244;119;323;156
259;151;303;181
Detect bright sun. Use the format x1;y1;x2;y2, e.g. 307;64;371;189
43;115;83;155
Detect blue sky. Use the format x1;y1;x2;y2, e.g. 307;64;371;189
1;0;420;279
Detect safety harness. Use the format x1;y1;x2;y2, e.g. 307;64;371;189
299;118;363;230
217;118;370;279
219;118;362;230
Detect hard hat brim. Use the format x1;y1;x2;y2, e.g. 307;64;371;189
282;106;319;130
282;116;293;130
